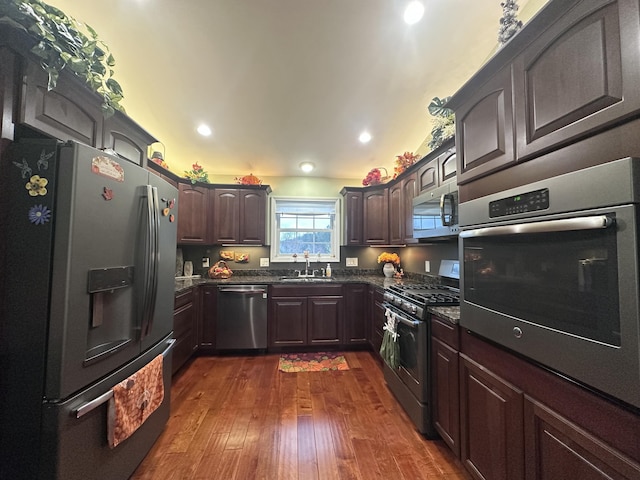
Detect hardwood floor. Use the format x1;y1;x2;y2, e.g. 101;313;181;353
131;351;471;480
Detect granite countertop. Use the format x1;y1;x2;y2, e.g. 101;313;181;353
175;272;461;324
175;274;424;293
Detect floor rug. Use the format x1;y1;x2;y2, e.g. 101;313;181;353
278;352;349;372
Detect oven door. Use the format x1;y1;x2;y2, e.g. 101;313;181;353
383;303;429;403
459;204;640;408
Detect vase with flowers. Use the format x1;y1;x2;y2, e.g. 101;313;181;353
184;162;209;184
377;252;400;277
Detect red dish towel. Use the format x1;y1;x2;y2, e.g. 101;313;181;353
107;354;164;448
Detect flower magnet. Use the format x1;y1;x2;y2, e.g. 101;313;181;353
25;175;48;196
28;204;52;225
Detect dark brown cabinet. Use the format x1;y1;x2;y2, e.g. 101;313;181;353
402;173;418;243
102;111;156;166
417;157;438;193
459;353;524;480
368;285;386;362
342;189;363;245
209;187;267;245
363;188;389;244
308;296;343;346
388;181;403;245
524;396;640;480
199;285;217;353
513;0;640;163
431;316;461;458
177;183;209;244
455;65;515;185
173;288;199;374
450;0;640;190
269;284;343;348
343;284;367;346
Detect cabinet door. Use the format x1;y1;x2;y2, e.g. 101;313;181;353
432;337;460;458
417;158;438;193
514;0;640;163
308;296;343;345
370;287;386;361
210;188;240;244
200;286;217;352
0;47;17;143
20;60;103;147
438;147;457;184
269;297;307;347
402;173;418;243
524;395;640;480
456;66;515;184
239;189;267;244
363;188;389;245
342;189;363;245
102;111;156;167
173;292;197;375
177;183;209;244
343;284;367;345
388;182;404;245
459;353;524;480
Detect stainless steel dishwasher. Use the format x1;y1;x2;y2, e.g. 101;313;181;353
216;285;268;350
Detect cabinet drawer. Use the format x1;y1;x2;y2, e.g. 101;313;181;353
174;288;194;309
431;316;460;350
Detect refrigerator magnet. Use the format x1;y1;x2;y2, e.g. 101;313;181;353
25;175;48;197
102;187;114;201
28;204;52;225
91;156;125;182
12;158;32;178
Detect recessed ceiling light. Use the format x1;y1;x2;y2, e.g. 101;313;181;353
299;162;315;173
404;1;425;25
197;124;212;136
359;131;372;143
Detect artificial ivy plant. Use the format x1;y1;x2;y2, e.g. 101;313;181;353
427;96;455;151
0;0;124;116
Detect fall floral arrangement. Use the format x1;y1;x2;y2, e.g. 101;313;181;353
362;167;390;186
377;252;401;266
184;162;209;184
393;152;420;179
235;173;262;185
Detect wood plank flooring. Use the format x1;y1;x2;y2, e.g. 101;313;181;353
131;351;471;480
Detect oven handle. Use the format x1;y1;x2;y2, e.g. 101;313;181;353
383;303;420;328
459;215;613;238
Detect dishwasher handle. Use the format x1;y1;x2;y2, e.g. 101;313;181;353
218;286;268;295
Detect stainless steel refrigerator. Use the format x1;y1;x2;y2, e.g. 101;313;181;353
0;139;178;479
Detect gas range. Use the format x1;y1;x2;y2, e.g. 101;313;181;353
383;283;460;320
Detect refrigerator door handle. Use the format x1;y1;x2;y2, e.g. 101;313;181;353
141;185;155;339
75;339;175;418
145;186;161;337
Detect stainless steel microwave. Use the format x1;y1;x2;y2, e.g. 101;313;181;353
412;182;459;240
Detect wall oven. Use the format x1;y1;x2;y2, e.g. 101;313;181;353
459;158;640;410
412;182;459;239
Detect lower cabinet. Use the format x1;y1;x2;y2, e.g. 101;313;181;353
458;331;640;480
172;288;199;374
199;285;217;353
368;285;386;361
431;316;461;458
343;283;368;346
268;284;343;348
459;353;524;480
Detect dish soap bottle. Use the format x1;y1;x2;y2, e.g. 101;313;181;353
325;263;331;277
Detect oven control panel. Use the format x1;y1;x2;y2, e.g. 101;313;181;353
489;188;549;217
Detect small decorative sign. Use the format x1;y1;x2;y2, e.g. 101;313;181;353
91;156;125;182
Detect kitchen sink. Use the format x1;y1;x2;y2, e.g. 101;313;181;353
279;276;335;283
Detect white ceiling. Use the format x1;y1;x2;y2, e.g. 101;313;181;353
47;0;541;182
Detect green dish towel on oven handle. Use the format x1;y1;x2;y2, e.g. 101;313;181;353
380;308;400;369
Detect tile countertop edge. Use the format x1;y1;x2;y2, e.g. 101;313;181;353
175;275;461;324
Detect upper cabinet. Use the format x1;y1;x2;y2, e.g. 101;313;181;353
449;0;640;194
177;184;209;244
363;188;389;245
102;111;157;166
454;66;515;185
513;0;640;160
209;187;268;245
